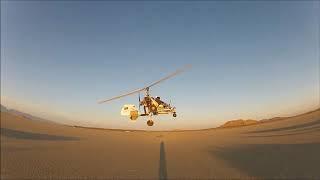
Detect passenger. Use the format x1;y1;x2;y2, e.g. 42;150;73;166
155;96;168;107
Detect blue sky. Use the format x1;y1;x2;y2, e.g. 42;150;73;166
1;1;319;130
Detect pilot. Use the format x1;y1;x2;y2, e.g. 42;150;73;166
155;96;162;103
155;96;168;107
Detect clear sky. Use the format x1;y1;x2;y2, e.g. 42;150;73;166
1;1;319;130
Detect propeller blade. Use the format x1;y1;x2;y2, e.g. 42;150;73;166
138;93;141;112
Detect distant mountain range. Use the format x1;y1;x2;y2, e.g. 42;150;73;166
219;119;258;128
2;103;319;130
1;104;56;124
1;104;8;112
219;108;320;128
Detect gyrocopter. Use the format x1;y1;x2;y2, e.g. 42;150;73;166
98;65;191;126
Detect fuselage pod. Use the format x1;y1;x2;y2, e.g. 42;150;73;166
121;104;139;120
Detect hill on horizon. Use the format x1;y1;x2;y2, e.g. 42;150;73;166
0;104;56;125
220;119;259;128
219;107;320;129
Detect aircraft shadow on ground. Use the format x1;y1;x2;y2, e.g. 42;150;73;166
1;128;80;141
159;141;168;180
210;143;320;178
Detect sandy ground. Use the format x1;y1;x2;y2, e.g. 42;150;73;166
1;110;320;179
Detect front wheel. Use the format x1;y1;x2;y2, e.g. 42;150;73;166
173;113;177;117
147;120;154;126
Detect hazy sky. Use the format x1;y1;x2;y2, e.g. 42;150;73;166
1;1;319;130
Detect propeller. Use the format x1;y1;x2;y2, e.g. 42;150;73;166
138;93;141;112
97;64;191;104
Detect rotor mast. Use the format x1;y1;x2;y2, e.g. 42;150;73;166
145;87;150;97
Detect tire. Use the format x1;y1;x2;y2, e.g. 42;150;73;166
173;113;177;117
147;120;154;126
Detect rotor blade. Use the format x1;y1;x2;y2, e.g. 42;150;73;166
145;64;192;89
98;87;145;104
98;65;191;104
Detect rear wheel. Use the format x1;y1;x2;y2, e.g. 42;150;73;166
173;113;177;117
147;120;154;126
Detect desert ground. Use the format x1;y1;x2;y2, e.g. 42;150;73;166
1;109;320;179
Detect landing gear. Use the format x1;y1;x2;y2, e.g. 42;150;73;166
147;120;154;126
173;112;177;117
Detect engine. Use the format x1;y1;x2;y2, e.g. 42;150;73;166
129;110;139;120
121;104;139;121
